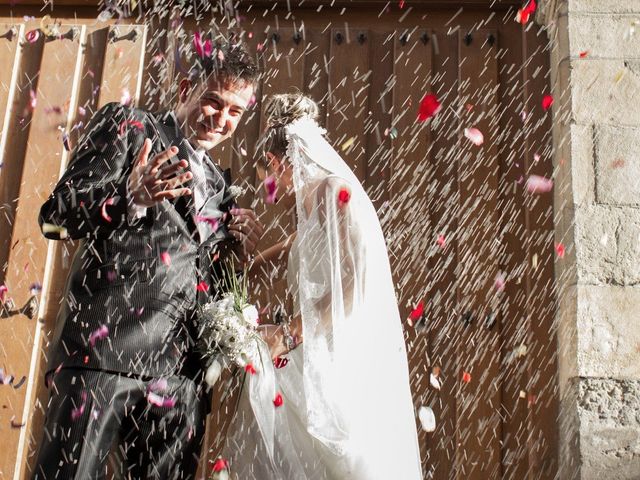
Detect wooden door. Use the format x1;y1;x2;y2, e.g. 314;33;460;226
0;3;558;479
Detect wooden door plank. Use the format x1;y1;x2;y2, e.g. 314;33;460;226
98;24;147;108
302;27;330;127
20;24;126;478
0;22;41;289
364;30;393;215
455;28;502;480
0;23;23;169
0;25;86;479
426;29;461;480
496;18;531;480
522;24;559;479
326;27;370;182
390;27;434;476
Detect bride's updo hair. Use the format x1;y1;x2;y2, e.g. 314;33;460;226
260;93;319;160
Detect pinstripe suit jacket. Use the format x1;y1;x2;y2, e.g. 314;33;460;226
39;102;236;378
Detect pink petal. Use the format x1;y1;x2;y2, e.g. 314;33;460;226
160;251;171;266
120;88;132;106
100;198;115;222
89;324;109;347
147;392;176;408
204;39;213;58
526;174;553;193
464;127;484;146
193;32;204;58
195;215;219;231
71;391;88;421
264;176;277;204
148;378;168;393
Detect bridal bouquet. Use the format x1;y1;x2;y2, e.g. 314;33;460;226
197;263;262;387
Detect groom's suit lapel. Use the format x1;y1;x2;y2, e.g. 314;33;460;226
154;111;233;244
156;112;200;242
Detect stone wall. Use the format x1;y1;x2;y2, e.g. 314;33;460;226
538;1;640;478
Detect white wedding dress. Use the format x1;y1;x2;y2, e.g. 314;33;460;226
221;118;422;479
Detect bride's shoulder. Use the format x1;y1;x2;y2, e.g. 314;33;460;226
312;175;352;200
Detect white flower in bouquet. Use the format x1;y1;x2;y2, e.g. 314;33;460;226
242;305;259;326
197;261;263;387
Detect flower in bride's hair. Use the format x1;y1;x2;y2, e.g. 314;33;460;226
337;187;351;208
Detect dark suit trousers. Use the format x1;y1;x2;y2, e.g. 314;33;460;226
32;368;207;480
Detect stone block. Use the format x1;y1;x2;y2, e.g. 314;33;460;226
571;59;640;125
568;0;640;14
576;285;640;379
574;206;640;285
595;124;640;206
577;378;640;480
569;14;640;58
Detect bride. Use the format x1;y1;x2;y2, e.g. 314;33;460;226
221;93;422;479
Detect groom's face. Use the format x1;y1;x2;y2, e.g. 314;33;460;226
178;77;254;150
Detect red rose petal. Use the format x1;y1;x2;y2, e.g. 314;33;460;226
273;356;289;369
25;29;40;43
462;371;472;383
273;392;284;407
555;242;566;259
337;187;351;208
408;300;424;326
542;94;554;111
245;363;256;375
196;281;209;292
212;457;229;472
417;93;442;122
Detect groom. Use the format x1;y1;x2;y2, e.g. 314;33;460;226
33;40;262;479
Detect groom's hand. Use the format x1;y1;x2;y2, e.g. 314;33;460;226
228;208;264;262
129;139;193;208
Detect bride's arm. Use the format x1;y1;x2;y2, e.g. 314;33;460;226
248;231;297;274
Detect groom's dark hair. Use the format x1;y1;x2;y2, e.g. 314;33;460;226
189;39;259;88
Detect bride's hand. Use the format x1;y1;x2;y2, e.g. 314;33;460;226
258;324;289;359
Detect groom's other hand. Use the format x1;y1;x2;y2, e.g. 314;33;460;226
228;207;264;262
128;139;193;208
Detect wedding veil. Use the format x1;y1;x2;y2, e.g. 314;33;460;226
280;117;423;478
